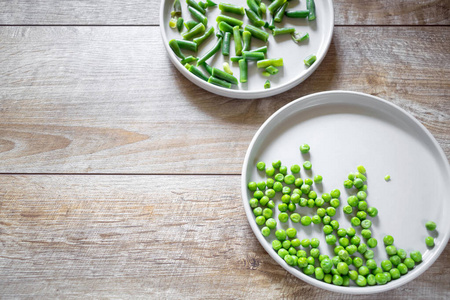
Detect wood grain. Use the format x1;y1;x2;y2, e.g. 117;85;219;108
0;175;448;298
0;0;448;25
0;26;449;174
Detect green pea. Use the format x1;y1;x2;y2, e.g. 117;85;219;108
284;174;295;185
425;236;435;247
249;198;258;208
317;208;326;217
315;267;325;280
338;249;349;261
334;246;344;256
322;216;331;225
300;238;310;248
330;198;340;208
300;216;311;226
262;208;273;219
314;175;323;183
358;266;370;277
323;225;333;235
384;174;391;181
266;178;274;188
337;262;349;275
297;257;308;268
275;229;286;241
256;161;265;170
386;245;397;256
272;160;281;169
307;199;315;208
290;164;301;173
281;194;291;204
348;270;358;281
300;184;311;194
321;193;331;203
253;190;264;199
278;248;288;259
330;220;339;230
290;213;301;223
346;228;356;237
261;226;270;236
375;273;387;285
299;198;308;207
286;227;297;239
282;240;291;250
347;196;358;207
397;248;407;260
425;221;437;231
274;173;284;182
279;165;287;175
403;257;415;269
356;275;367;287
344;257;352;266
303;161;312;170
367;274;376;286
284;254;295;266
320;258;333;273
300;144;310;153
364;249;374;260
361;219;372;229
319;255;329;262
315;198;325;207
343;180;353;189
294;178;304;187
348;173;356;180
326;234;337;245
260;196;269;206
352;257;363;268
346;245;357;255
324;274;332;284
356;165;366;174
330;189;340;198
291;193;301;204
310;248;320;258
311;215;322;224
291;238;301;247
331;256;341;267
357;200;368;211
332;274;343;286
337;228;347;237
350;236;361;245
297;250;307;258
390;268;400;280
361;229;372;239
339;238;349;247
272;240;282;250
307;256;315;265
255;216;266;225
265;218;277;229
350;217;360;227
397;263;408;275
355;172;367;182
308;191;317;199
390;255;401;266
367;207;378;217
278;212;289;223
253;207;262;216
343;205;353;214
410;251;422;263
326;207;336;217
372;267;382;275
257;181;266;190
265;189;275;198
273;182;283;192
267;200;275;209
381;260;392;271
356;190;367;200
367;238;377;248
278;203;287;212
304;178;313;185
303;264;315;275
365;259;377;271
248;181;257;191
265;167;275;177
356;211;367;220
357;243;367;254
383;235;394;246
353;178;364;188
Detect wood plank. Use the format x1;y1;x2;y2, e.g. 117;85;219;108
0;0;448;25
0;26;449;174
0;175;449;298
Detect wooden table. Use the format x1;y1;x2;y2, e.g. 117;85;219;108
0;0;449;298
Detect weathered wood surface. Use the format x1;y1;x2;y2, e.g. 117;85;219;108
0;175;448;298
1;26;449;173
0;0;448;25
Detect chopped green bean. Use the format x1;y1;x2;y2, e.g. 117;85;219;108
169;39;186;59
245;8;265;27
265;66;279;75
208;76;231;88
182;22;206;40
230;56;243;62
242;30;252;51
292;32;309;43
222;31;231;56
243;51;265;60
268;0;287;15
188;6;208;26
306;0;316;20
172;0;182;16
274;2;288;23
212;67;239;85
206;0;217;7
193;26;215;45
184;20;200;30
216;15;244;27
176;17;184;32
285;10;309;18
175;39;198;52
304;54;317;66
181;56;198;65
249;46;268;53
219;3;245;15
218;21;234;33
197;37;222;66
244;24;270;42
238;59;248;83
273;27;296;36
232;26;243;56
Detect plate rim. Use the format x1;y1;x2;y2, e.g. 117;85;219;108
159;0;335;99
241;90;450;294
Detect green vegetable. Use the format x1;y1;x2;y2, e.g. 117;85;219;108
272;27;296;36
356;275;367;287
268;0;287;15
218;3;245;15
264;80;271;89
285;10;309;18
383;235;394;246
242;31;252;52
261;226;270;236
274;2;288;23
367;207;378;217
212;67;238;85
169;39;186;59
216;15;244;27
244;24;270;42
243;51;265;61
188;6;208;26
304;54;317;66
266;218;277;229
257;58;283;68
384;175;391;181
303;161;312;170
247;0;262;17
184;20;200;31
187;0;206;14
238;59;248;83
172;0;182;16
176;17;184;32
301;216;312;226
182;22;206;40
175;39;198;52
193;26;215;45
208;76;231;88
410;250;422;263
206;0;217;7
425;221;437;231
245;8;265;27
265;66;279;75
186;63;209;81
218;21;234;33
306;0;316;20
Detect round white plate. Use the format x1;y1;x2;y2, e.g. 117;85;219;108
160;0;334;99
241;91;450;294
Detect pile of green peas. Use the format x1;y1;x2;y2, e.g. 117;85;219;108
248;145;425;287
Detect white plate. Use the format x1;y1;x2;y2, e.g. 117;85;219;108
241;91;450;294
160;0;334;99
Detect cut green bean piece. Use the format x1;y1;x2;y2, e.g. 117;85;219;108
216;15;244;27
233;26;243;56
304;54;317;66
182;23;206;40
208;76;231;88
245;9;265;27
212;67;239;85
273;27;295;36
260;3;266;14
199;1;206;10
218;21;234;33
250;46;268;53
187;64;209;81
177;17;184;32
169;17;177;28
274;2;288;23
265;66;279;75
175;39;198;52
169;39;186;59
307;0;316;21
268;0;286;15
292;32;309;43
268;17;275;30
243;51;265;61
223;62;233;75
262;71;270;77
247;0;262;17
257;58;283;68
193;26;215;45
285;10;309;18
242;31;252;51
188;6;208;26
231;56;244;62
244;24;269;42
222;31;231;56
185;20;200;30
206;0;217;7
199;62;213;75
187;0;206;14
172;0;182;17
197;37;223;66
219;3;245;15
239;59;248;83
181;56;198;64
264;80;271;89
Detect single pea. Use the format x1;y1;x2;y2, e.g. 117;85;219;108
361;229;372;239
257;181;266;190
273;182;283;192
364;249;374;260
323;225;333;235
360;184;368;191
384;175;390;181
338;249;349;261
350;236;361;245
301;216;312;226
290;164;301;173
383;235;394;246
397;248;407;260
284;254;295;266
343;275;351;286
330;220;340;230
307;199;315;208
347;173;355;180
390;268;400;280
375;273;387;285
266;218;277;229
410;251;422;263
300;144;310;153
344;257;353;265
307;256;315;265
272;160;281;169
357;200;368;211
355;275;367;287
282;240;292;250
425;236;435;247
282;186;291;194
266;167;275;177
320;258;333;273
322;193;331;202
343;205;353;214
332;274;343;286
357;165;366;174
367;274;376;286
303;161;312;170
356;191;367;200
266;178;274;188
367;207;378;217
326;207;336;217
294;178;304;187
261;227;270;236
337;262;349;275
278;203;287;212
330;198;340;208
324;274;332;284
366;259;377;270
315;267;325;280
248;182;257;191
397;263;408;275
253;207;263;216
358;243;368;254
279;165;288;175
361;219;372;229
274;173;284;182
314;175;323;184
291;193;301;204
289;238;300;248
381;260;392;271
425;221;437;231
315;198;325;207
331;256;342;267
353;178;364;189
301;184;311;194
290;213;301;223
355;172;367;182
303;265;315;275
343;180;353;189
275;229;286;241
278;248;288;259
367;238;377;248
339;238;350;247
330;189;340;198
303;178;313;185
288;203;296;212
300;238;311;248
265;189;276;198
262;208;273;219
372;267;383;275
284;174;295;185
347;227;356;237
299;198;308;207
326;234;337;245
256;161;266;170
297;257;308;268
390;255;401;266
311;215;322;224
346;245;357;255
358;266;370;277
286;227;297;239
311;238;320;248
297;250;307;258
356;211;367;220
334;246;344;256
308;191;318;199
350;217;361;227
278;212;289;223
349;270;358;281
337;228;347;237
267;200;275;209
249;198;259;208
310;248;320;258
272;240;282;251
352;257;363;268
403;257;415;269
319;254;329;262
293;188;301;194
322;216;331;225
347;196;359;207
386;245;397;256
383;273;392;283
260;196;269;206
